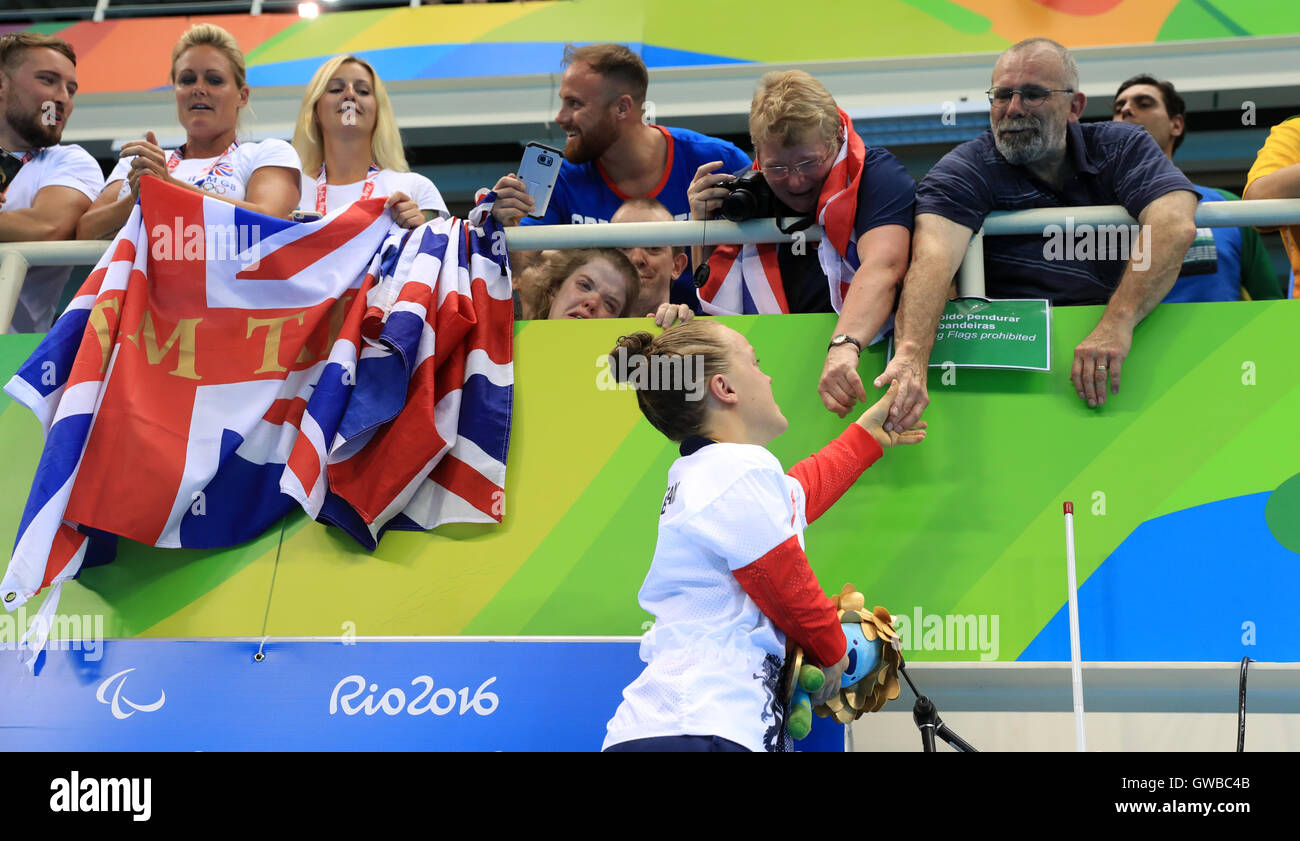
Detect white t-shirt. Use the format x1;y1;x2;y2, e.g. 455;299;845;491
4;144;104;334
298;168;448;218
108;138;301;202
603;441;811;753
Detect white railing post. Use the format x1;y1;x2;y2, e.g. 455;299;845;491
0;250;31;335
957;228;985;298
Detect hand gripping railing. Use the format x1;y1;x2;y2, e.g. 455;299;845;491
3;200;1300;332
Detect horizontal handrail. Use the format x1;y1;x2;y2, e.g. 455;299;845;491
3;199;1299;331
982;198;1300;235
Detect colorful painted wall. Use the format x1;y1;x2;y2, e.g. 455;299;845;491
6;0;1298;95
2;301;1297;664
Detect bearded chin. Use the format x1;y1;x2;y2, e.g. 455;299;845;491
8;106;61;148
564;135;596;164
995;131;1045;166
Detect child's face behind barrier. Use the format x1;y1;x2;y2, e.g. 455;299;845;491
547;256;631;319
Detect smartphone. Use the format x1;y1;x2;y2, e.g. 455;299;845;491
0;155;24;195
291;210;323;223
517;141;564;219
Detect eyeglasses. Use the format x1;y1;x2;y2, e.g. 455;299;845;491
762;150;832;181
986;87;1074;107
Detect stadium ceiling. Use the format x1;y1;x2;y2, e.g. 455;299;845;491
60;34;1300;161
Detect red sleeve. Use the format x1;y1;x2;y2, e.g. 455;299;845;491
732;535;846;667
786;423;883;524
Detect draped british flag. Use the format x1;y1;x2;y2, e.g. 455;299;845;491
314;194;515;548
1;178;513;663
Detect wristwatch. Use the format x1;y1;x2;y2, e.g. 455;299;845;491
828;334;862;353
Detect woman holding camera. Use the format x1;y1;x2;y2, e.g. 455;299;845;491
77;23;301;240
686;70;915;419
291;55;447;227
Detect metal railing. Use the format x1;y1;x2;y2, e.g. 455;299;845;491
3;200;1300;332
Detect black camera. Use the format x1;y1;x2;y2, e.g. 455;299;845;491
538;153;554;166
719;169;775;222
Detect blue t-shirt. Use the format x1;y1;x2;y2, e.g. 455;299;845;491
521;124;751;225
521;125;751;311
915;120;1196;305
1163;184;1242;303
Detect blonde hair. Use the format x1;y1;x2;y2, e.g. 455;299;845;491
293;55;409;175
171;23;247;89
610;321;732;441
749;69;840;151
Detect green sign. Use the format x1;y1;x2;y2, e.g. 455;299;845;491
928;298;1050;371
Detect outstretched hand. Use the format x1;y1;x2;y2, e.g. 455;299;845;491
872;351;929;434
856;380;927;448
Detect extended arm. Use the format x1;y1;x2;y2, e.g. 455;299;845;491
872;212;973;431
818;224;910;416
1071;189;1197;407
786;423;882;524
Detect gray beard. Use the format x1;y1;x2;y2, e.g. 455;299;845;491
993;117;1062;167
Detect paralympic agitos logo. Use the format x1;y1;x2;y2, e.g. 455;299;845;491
95;668;166;720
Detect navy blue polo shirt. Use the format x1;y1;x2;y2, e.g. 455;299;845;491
916;121;1196;305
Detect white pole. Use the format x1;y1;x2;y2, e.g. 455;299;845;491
1063;501;1086;752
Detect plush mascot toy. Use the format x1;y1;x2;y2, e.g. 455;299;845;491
781;584;903;740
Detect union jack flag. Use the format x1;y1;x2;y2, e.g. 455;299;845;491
1;178;513;664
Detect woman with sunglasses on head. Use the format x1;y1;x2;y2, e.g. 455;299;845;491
77;23;301;240
292;55;447;227
602;320;925;752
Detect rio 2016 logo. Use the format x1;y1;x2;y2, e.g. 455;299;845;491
328;674;499;717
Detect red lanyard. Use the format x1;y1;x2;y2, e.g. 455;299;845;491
166;141;239;189
315;163;381;214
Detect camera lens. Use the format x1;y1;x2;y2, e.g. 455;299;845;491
540;155;552;165
720;190;758;222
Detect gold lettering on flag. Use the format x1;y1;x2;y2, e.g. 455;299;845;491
247;313;306;374
124;311;202;380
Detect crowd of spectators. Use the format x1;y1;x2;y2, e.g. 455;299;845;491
1;27;1296;423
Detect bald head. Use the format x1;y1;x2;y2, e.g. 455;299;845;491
993;38;1078;92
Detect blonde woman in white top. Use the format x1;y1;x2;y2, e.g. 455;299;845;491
292;55;447;227
77;23;301;240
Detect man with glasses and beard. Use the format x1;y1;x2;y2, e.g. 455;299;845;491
0;33;104;333
876;37;1197;425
